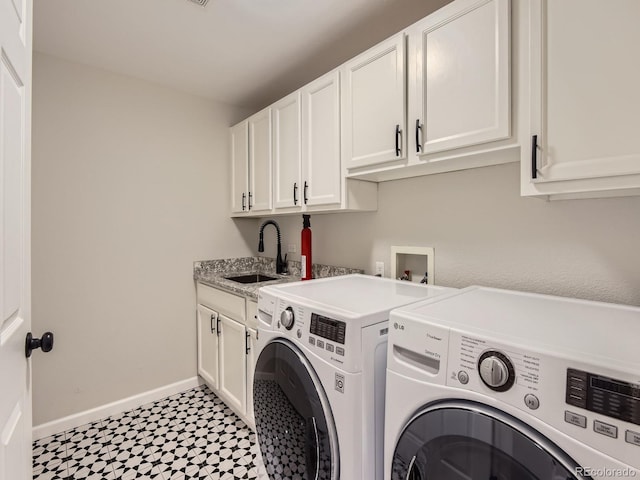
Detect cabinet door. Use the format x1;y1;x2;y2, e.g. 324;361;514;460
527;0;640;190
245;327;258;425
342;33;406;169
230;121;249;213
409;0;510;156
272;92;302;210
219;314;247;415
248;108;273;213
196;304;219;390
302;70;342;206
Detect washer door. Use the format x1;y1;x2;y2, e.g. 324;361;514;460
391;401;589;480
254;339;339;480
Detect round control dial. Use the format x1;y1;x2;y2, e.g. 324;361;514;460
478;350;515;392
280;307;295;330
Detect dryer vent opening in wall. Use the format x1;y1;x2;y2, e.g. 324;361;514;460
187;0;209;7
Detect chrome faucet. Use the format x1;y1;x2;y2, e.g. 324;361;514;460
258;220;287;274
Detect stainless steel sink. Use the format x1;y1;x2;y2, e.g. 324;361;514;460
224;273;278;284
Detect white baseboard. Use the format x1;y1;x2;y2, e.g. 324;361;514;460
33;376;202;440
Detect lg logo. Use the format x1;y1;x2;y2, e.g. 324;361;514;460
393;322;405;331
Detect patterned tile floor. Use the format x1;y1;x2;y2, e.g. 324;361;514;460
32;385;266;480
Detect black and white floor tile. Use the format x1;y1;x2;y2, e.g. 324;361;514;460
33;385;266;480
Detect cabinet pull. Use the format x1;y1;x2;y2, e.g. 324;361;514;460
303;181;309;205
241;193;246;211
293;182;298;205
245;332;250;354
216;316;221;336
248;192;253;210
415;119;422;153
531;135;538;179
210;314;216;334
395;124;402;157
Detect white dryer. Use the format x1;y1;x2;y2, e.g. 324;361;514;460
253;274;455;480
385;286;640;480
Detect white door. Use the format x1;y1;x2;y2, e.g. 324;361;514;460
248;108;272;213
530;0;640;184
302;70;342;207
342;33;406;170
1;0;33;478
245;328;258;425
272;92;301;210
196;305;219;390
218;315;247;415
409;0;510;156
230;120;249;213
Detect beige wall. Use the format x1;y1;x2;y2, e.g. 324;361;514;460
32;52;640;426
31;53;257;425
261;162;640;306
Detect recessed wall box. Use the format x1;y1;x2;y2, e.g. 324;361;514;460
390;246;435;284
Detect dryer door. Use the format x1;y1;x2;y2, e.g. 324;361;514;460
254;338;339;480
391;401;588;480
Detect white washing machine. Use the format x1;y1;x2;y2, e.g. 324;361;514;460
385;286;640;480
253;274;455;480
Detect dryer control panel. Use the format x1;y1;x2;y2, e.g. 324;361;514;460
444;331;640;470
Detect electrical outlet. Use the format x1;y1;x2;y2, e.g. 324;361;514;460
375;261;384;277
287;244;297;253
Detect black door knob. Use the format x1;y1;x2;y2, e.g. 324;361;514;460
25;332;54;358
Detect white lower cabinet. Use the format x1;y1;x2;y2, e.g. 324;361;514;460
218;314;247;415
196;304;219;390
196;284;258;428
245;327;258;426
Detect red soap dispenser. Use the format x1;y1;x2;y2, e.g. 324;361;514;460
301;214;312;280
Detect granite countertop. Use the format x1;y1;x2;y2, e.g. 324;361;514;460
193;257;364;301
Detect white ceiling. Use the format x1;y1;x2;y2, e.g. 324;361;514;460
33;0;450;109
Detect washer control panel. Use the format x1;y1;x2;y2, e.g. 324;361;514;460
566;368;640;427
310;313;346;345
272;299;357;371
280;307;295;330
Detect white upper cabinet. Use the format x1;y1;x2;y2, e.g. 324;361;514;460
522;0;640;199
302;70;342;207
230;120;249;213
248;108;273;212
272;92;302;209
343;0;518;182
342;33;407;170
272;71;342;212
268;69;375;215
230;109;272;214
409;0;510;156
